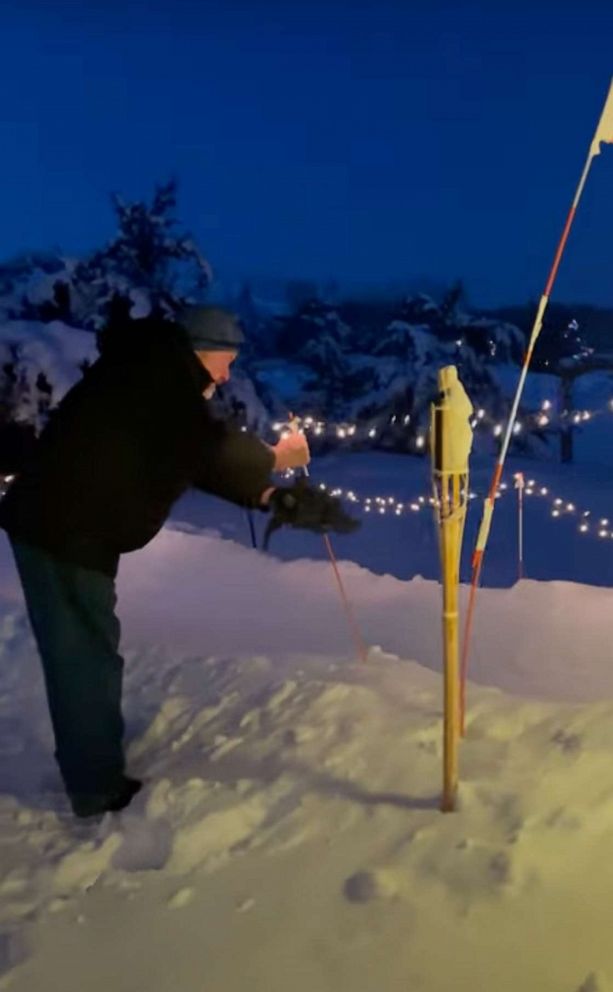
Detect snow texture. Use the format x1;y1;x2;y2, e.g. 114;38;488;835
0;500;612;990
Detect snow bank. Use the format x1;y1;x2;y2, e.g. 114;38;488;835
0;527;613;989
115;530;613;703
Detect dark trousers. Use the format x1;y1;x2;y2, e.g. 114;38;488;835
10;538;126;796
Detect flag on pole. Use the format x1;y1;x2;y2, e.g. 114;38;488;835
461;78;613;735
591;78;613;157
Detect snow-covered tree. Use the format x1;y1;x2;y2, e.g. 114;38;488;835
0;181;212;338
0;181;214;460
274;298;351;358
272;299;356;416
0;252;72;326
342;293;524;452
73;179;212;334
532;316;612;462
0;341;58;470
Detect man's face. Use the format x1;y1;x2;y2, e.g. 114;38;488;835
195;349;238;396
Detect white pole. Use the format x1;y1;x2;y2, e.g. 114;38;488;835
514;472;525;581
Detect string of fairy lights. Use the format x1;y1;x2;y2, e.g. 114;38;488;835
304;473;613;544
271;394;613;449
3;464;607;543
1;390;611;548
267;398;613;546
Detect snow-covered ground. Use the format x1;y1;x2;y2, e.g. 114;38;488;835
1;450;613;990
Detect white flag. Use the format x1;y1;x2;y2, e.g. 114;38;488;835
591;79;613;157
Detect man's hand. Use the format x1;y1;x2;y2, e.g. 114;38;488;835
263;478;361;549
272;431;311;471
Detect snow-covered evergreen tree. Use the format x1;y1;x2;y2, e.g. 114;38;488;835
532;315;612;463
268;299;355;417
339;292;523;451
532;315;593;372
0;180;213;460
237;287;532;455
0;180;212;337
73;178;212;334
274;298;350;358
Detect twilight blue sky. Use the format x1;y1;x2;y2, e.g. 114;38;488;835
1;0;613;307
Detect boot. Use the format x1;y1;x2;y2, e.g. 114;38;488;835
69;775;143;818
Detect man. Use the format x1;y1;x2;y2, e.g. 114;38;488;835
0;305;358;818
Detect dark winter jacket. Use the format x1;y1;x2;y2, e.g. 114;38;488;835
0;317;275;576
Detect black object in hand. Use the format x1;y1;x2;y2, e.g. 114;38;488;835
263;478;361;549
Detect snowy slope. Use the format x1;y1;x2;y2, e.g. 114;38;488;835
0;316;612;989
0;524;613;991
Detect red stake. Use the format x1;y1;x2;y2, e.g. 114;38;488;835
288;414;368;664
